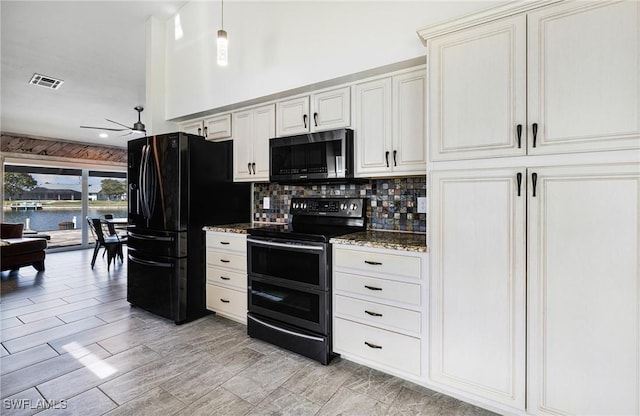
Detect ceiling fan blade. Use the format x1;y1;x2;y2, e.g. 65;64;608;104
80;126;128;131
105;118;133;129
119;131;134;137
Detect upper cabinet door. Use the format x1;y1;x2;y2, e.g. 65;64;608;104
354;77;393;176
392;70;426;175
203;114;232;141
428;15;527;161
527;1;640;155
312;86;351;132
276;96;309;137
232;110;254;181
179;119;205;137
252;104;275;181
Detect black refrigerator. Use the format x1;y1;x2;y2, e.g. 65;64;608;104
127;132;251;324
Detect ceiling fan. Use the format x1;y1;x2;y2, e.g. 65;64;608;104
80;106;146;135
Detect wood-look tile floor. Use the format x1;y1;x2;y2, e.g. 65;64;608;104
1;248;497;416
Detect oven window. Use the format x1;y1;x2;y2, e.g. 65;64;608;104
250;280;320;324
250;244;324;287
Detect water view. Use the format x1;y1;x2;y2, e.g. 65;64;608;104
4;207;127;232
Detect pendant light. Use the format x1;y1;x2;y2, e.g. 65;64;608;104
217;0;228;66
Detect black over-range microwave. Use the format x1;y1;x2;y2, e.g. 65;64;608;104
269;128;354;182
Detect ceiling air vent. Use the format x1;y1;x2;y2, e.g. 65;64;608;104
29;73;64;90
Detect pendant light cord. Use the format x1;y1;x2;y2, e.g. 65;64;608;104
221;0;224;30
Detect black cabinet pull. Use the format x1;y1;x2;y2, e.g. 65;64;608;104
532;172;538;197
220;259;230;263
364;285;382;291
516;124;522;148
303;114;308;128
251;163;256;174
393;150;397;166
385;151;390;167
220;299;230;303
365;310;383;317
247;163;251;174
313;112;318;127
220;241;230;245
364;260;382;265
204;126;208;137
197;127;202;136
517;172;522;196
532;123;538;148
220;276;230;280
364;341;382;349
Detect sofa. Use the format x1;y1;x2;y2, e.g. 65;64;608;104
0;223;47;272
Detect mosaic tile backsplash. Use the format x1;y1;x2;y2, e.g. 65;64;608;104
253;176;426;232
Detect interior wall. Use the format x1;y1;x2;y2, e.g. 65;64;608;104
163;0;499;119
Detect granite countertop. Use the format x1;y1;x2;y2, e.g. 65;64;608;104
204;224;427;252
330;230;427;253
202;222;282;234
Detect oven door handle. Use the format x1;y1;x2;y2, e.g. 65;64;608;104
247;238;325;252
247;314;325;342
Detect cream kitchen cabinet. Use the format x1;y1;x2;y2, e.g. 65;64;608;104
429;163;640;414
276;86;350;137
178;113;232;141
354;69;426;177
425;1;640;162
527;163;640;416
332;244;427;382
205;231;248;324
232;104;275;182
429;168;526;410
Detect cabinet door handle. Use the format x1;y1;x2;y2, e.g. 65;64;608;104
220;298;230;303
220;276;230;280
365;310;383;317
364;341;382;349
313;112;318;127
220;259;230;263
247;163;252;174
364;285;382;291
532;123;538;148
197;127;202;136
532;172;538;197
204;126;208;137
393;150;397;166
516;124;522;148
385;151;390;167
364;260;382;265
303;114;308;128
220;241;230;245
251;163;256;174
517;172;522;197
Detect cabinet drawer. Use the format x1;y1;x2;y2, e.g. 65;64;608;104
334;248;421;279
206;233;247;253
334;271;421;306
334;317;421;376
206;267;247;291
206;284;247;319
206;251;246;273
334;295;421;334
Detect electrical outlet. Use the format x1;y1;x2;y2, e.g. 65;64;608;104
417;197;427;214
263;197;270;210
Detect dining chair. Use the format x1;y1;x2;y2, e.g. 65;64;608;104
87;217;124;270
100;214;128;243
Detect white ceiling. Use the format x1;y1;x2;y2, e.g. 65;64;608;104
1;1;187;149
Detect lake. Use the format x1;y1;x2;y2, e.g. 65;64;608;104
4;208;128;232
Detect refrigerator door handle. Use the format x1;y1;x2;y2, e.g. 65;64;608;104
128;232;174;242
128;253;174;268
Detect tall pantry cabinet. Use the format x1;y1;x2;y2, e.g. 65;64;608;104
419;1;640;415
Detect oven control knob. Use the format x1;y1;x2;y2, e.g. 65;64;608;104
350;203;358;210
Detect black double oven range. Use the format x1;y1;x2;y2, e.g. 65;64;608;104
246;197;367;365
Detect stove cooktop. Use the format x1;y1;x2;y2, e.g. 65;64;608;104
247;197;367;243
